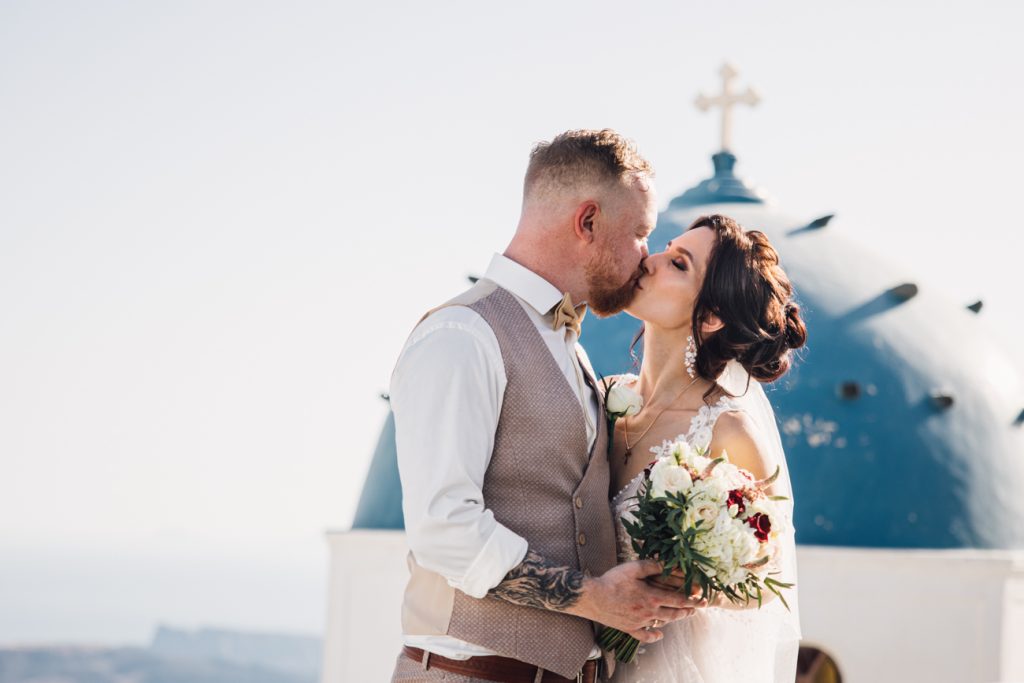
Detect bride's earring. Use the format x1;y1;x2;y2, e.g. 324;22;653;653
685;335;697;378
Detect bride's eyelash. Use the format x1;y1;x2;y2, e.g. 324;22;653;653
666;242;688;271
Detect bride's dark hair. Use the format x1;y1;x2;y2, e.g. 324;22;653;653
631;214;808;403
692;213;807;398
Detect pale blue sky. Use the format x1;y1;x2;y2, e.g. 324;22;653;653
1;0;1021;643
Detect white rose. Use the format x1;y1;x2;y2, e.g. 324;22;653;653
711;461;750;489
698;476;730;501
606;383;644;418
693;501;720;525
648;456;672;494
650;458;693;498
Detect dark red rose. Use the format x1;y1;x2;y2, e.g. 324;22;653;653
747;513;771;542
727;490;746;515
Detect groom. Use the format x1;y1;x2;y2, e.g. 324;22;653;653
390;129;705;683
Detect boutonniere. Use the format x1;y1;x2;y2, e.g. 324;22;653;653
599;374;643;457
602;374;643;421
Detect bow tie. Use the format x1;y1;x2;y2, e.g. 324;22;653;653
550;292;587;338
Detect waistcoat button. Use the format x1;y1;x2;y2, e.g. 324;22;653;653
575;496;583;509
578;532;587;545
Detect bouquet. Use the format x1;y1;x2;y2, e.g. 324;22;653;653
599;436;794;664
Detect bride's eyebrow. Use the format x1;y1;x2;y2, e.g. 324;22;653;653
666;240;695;265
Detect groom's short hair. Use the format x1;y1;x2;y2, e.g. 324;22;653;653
524;129;653;199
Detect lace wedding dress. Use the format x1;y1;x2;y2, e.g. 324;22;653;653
608;367;801;683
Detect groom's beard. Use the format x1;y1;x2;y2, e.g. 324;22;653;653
585;252;643;317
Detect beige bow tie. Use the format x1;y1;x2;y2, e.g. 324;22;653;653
550;292;587;337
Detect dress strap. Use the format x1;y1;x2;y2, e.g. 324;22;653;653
684;394;744;452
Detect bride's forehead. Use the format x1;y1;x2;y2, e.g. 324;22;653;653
674;226;716;252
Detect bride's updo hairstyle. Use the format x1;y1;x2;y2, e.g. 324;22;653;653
689;214;807;395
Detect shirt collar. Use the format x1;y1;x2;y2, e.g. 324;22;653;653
484;253;565;317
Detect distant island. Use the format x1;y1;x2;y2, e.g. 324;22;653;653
0;624;321;683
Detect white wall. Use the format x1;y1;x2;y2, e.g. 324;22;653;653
321;530;408;683
795;546;1024;683
321;531;1024;683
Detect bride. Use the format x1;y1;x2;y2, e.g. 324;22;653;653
605;214;805;683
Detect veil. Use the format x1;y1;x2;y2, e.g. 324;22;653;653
710;358;803;682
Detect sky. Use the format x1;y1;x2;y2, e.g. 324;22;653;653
1;0;1022;645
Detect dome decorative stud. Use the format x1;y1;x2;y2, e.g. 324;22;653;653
889;283;919;302
838;382;861;400
929;391;955;410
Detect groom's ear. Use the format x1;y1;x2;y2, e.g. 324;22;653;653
572;201;599;244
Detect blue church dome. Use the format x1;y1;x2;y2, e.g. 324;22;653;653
354;147;1024;550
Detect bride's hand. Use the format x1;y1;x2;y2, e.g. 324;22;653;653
646;570;733;609
649;569;777;610
644;570;704;602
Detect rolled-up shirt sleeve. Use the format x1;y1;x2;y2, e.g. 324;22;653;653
390;310;529;599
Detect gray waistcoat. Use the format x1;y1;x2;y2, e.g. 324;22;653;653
399;279;618;679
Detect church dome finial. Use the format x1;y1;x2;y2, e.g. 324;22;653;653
694;62;760;153
673;63;769;208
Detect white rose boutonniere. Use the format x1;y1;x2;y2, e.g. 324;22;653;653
602;374;644;420
600;373;643;458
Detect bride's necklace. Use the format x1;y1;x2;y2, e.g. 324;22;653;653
622;375;700;463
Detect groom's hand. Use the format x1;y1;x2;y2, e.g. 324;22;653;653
484;550;704;643
568;559;708;643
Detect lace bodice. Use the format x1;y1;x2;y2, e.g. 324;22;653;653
611;393;745;563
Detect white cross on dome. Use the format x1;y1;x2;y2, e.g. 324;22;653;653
695;62;761;152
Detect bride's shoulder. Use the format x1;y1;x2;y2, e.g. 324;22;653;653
698;386;744;419
710;407;774;482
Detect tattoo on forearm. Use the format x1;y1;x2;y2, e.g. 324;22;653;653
486;549;585;611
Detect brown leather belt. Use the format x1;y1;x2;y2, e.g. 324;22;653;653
401;645;599;683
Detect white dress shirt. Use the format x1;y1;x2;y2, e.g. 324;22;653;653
391;253;601;660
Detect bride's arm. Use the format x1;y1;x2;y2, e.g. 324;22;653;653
712;410;786;609
648;572;781;610
711;409;777;492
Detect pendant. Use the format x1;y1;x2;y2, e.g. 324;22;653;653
623;448;632;463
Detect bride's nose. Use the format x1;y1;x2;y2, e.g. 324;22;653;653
643;252;663;275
